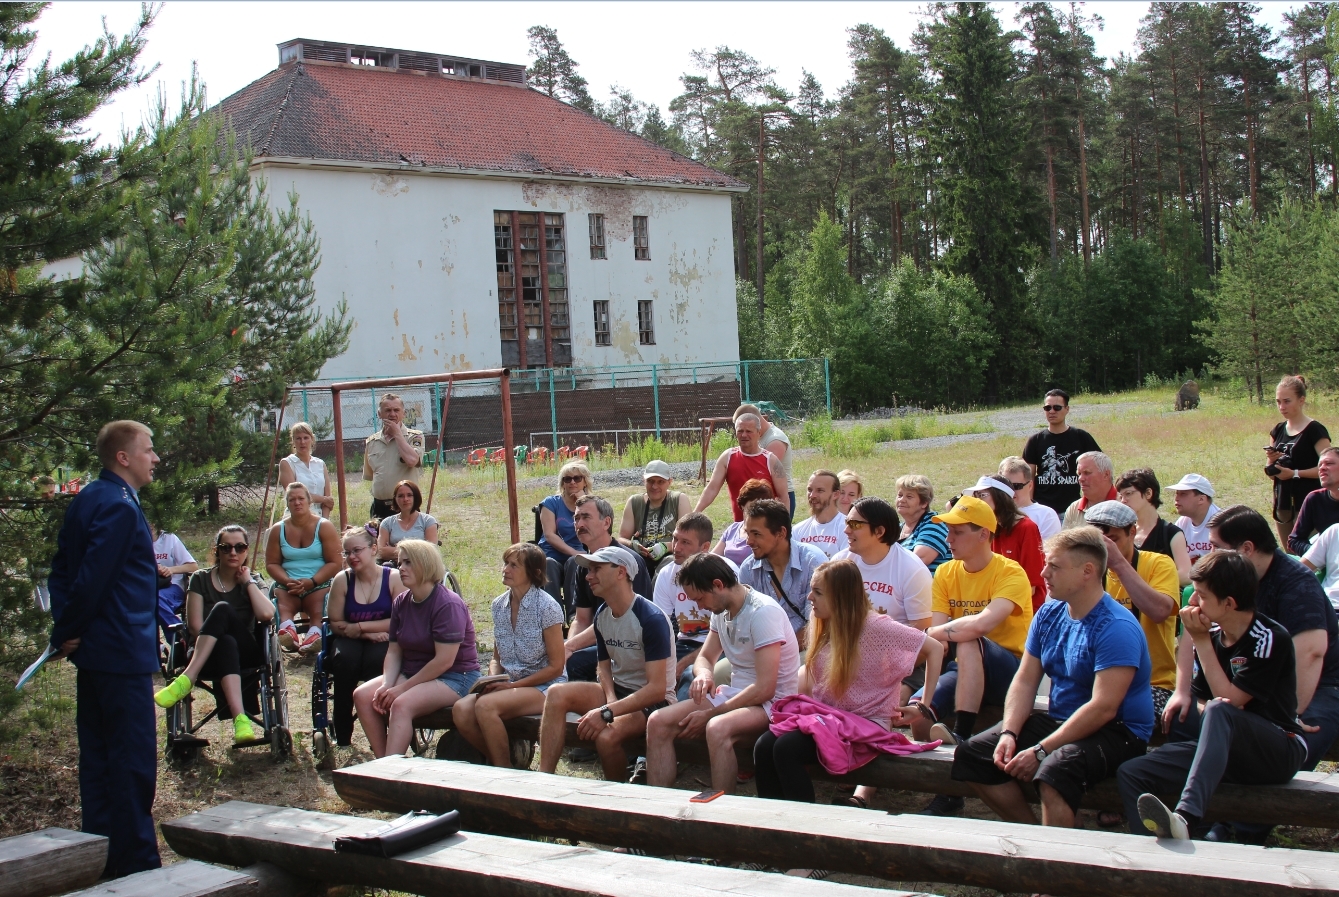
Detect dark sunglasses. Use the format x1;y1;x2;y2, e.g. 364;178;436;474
217;543;249;553
561;475;585;484
1008;481;1028;491
1042;404;1065;412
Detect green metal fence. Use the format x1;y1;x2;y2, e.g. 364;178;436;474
279;358;830;448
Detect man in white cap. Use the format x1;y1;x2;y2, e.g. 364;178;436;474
1171;474;1220;565
618;460;692;573
539;544;675;783
1291;447;1339;556
1085;500;1181;718
791;469;848;559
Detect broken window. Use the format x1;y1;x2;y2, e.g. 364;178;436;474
594;301;611;347
633;216;650;260
493;211;572;368
589;213;606;260
638;300;655;345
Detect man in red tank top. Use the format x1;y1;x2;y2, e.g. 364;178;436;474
694;413;788;521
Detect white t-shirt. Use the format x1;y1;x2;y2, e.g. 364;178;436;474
792;512;849;559
652;560;712;644
285;453;329;517
1303;525;1339;611
153;533;196;589
1175;504;1221;564
831;544;934;623
1019;502;1061;541
709;588;800;707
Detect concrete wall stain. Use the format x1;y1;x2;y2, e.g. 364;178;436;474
397;334;418;361
372;174;410;197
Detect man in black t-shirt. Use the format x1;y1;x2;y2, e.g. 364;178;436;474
1022;389;1102;516
1117;551;1307;840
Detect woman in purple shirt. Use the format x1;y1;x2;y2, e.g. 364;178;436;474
353;539;480;757
326;526;402;746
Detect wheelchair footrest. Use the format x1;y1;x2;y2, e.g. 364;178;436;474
170;733;210;749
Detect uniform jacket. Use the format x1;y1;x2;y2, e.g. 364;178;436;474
48;469;158;674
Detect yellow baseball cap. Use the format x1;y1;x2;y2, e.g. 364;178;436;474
932;494;998;533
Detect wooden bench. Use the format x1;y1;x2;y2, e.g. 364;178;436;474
161;800;926;897
415;712;1339;828
335;757;1339;897
63;861;256;897
0;829;106;897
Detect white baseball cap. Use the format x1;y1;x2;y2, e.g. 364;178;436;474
1170;474;1215;498
573;545;640;579
643;459;672;481
971;475;1015;497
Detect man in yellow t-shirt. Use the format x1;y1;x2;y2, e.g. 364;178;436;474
1085;501;1180;717
913;496;1033;753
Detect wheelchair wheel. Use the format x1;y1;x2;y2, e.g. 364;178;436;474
311;730;330;762
270;725;293;759
169;742;201;765
411;727;437;757
435;729;484;763
510;737;537;770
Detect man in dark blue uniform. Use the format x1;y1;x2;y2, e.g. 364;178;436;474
49;420;162;878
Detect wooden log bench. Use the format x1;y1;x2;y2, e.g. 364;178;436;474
161;800;926;897
62;860;256;897
335;756;1339;897
412;711;1339;828
0;829;106;897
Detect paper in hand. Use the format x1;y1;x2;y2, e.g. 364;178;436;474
16;643;58;690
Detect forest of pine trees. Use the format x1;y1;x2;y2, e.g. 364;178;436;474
527;2;1339;408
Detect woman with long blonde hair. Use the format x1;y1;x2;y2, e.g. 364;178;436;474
753;559;943;806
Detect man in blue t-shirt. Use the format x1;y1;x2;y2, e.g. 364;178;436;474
539;545;674;783
950;526;1153;827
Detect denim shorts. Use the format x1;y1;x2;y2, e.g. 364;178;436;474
438;668;481;697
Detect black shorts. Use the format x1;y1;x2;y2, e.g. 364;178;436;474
614;682;671;718
951;711;1147;812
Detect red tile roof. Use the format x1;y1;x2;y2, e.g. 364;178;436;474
214;62;745;191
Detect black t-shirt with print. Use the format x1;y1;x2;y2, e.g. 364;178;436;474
1270;419;1331;509
1023;426;1102;516
1191;612;1300;734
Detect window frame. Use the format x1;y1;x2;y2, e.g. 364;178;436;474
633;216;650;261
637;299;655;345
588;213;606;260
593;299;611;347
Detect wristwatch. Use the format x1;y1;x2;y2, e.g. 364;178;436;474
599;705;614;725
1033;744;1049;762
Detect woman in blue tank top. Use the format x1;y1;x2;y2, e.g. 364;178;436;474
265;482;341;654
326;526;402;745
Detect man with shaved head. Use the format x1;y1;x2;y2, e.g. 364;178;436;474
695;412;788;522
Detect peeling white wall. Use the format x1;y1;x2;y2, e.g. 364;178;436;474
258;165;741;379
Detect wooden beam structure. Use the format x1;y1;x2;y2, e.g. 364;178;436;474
62;860;256;897
161;801;923;897
335;757;1339;897
410;712;1339;828
0;829;106;897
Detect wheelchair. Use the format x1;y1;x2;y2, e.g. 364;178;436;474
309;570;463;763
158;591;292;764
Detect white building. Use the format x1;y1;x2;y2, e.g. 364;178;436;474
216;38;747;380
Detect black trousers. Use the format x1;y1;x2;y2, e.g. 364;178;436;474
195;602;262;719
77;669;161;878
952;712;1147;812
753;728;821;804
370;497;396;520
328;636;390;745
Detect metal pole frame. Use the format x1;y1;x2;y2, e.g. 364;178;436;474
425;379;453;515
252;388;291;569
652;364;661;440
330;368;519;543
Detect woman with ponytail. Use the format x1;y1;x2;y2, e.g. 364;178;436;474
752;559;943;806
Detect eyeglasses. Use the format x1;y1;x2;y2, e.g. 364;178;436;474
342;546;368;557
845;520;868;529
561;475;585;484
217;543;248;554
1042;404;1065;412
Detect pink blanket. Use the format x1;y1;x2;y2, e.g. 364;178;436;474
768;693;942;775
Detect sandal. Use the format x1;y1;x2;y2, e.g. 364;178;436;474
1097;810;1124;827
842;795;869;810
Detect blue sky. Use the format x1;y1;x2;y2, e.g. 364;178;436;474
32;2;1297;146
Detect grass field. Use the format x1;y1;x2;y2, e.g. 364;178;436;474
5;381;1336;894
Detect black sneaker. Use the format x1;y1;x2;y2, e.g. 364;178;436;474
628;758;648;785
919;794;964;816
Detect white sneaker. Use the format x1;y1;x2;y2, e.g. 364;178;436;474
1137;793;1190;840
